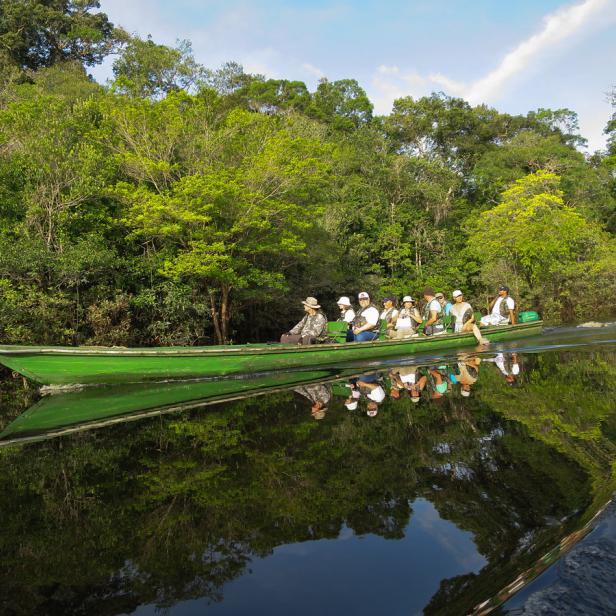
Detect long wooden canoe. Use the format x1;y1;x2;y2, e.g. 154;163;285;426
0;321;542;386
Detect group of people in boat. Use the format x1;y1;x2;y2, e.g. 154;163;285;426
281;285;516;345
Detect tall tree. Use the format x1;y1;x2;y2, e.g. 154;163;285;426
0;0;118;71
112;37;207;99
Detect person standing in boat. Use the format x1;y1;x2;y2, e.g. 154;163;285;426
351;292;380;342
281;297;328;344
422;287;445;336
450;290;489;345
480;285;517;327
337;296;356;342
380;297;399;335
389;296;422;339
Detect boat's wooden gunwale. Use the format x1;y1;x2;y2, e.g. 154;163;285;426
0;321;542;358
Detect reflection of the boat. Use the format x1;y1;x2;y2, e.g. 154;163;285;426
0;349;526;447
0;367;364;447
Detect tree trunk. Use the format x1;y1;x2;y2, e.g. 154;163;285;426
220;284;230;344
208;290;223;345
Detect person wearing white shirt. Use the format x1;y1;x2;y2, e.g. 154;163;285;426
389;296;422;339
480;285;516;327
421;287;445;336
337;296;356;324
352;292;380;342
450;290;489;344
337;296;356;341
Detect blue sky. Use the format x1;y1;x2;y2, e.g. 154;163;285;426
92;0;616;151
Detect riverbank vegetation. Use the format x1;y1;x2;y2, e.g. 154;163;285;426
1;2;615;345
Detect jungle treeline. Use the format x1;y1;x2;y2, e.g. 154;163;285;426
1;1;616;345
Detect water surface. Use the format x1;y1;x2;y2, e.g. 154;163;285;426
1;325;616;615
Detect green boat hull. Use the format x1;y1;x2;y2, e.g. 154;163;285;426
0;367;362;447
0;321;543;386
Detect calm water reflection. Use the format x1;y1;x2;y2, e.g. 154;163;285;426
1;326;616;615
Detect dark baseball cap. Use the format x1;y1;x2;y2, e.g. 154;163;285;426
498;285;510;292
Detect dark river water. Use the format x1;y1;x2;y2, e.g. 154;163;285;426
1;324;616;615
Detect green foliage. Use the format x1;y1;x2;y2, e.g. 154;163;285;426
112;36;207;99
467;171;616;320
0;0;119;71
0;22;614;344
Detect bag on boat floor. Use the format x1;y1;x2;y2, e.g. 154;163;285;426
518;310;540;323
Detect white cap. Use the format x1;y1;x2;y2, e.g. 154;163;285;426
367;409;378;417
452;289;463;298
358;291;370;299
511;363;520;375
402;295;414;302
367;386;386;403
345;400;359;410
410;395;421;403
337;296;351;306
460;388;471;397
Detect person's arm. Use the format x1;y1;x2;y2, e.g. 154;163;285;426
289;315;306;335
356;380;379;392
425;310;438;327
508;298;516;324
411;308;423;324
316;313;328;336
387;309;399;329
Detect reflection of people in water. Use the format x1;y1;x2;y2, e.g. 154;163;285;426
343;381;362;411
427;366;450;400
344;373;386;416
456;353;482;397
294;383;332;420
487;352;520;385
390;366;428;403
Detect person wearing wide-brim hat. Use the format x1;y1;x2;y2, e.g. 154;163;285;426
280;296;328;345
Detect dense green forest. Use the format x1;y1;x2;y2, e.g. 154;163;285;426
1;1;615;345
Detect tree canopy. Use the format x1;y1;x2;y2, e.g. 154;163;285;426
0;11;615;345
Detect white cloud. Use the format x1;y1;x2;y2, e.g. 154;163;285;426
302;62;325;80
370;0;616;111
465;0;613;104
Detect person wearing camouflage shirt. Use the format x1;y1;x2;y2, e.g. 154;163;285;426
280;296;328;344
